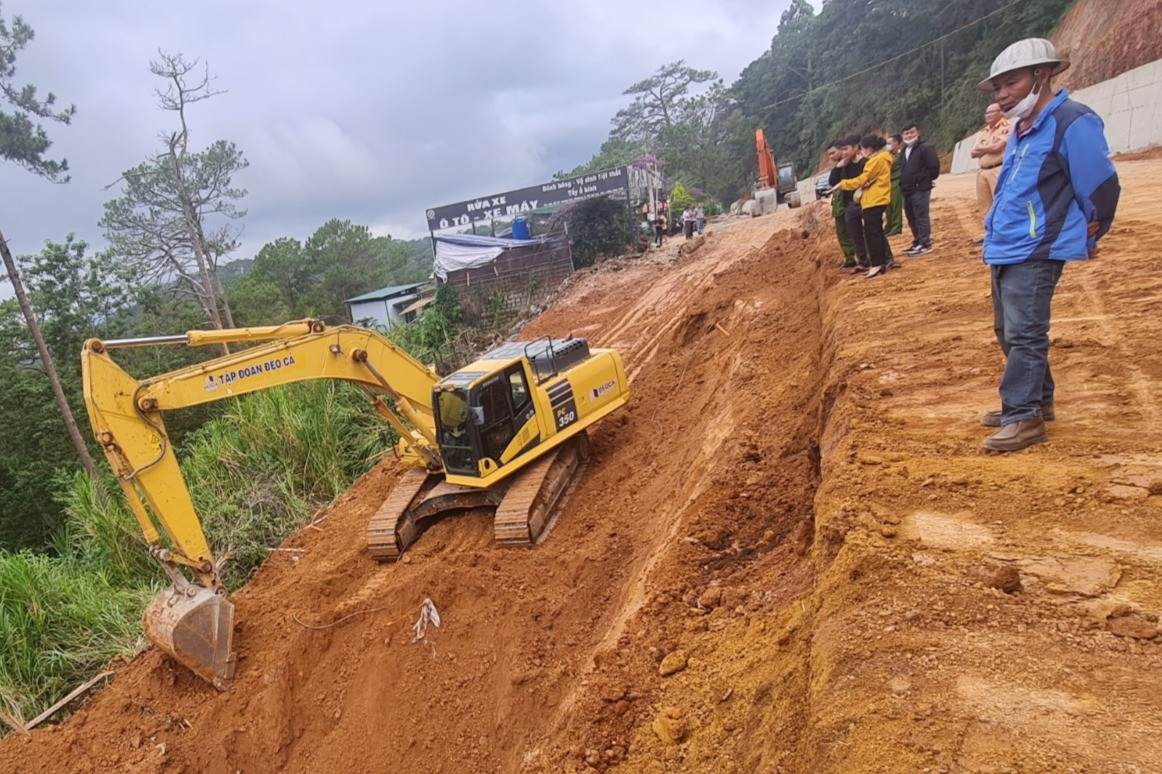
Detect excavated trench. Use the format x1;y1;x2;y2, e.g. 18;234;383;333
0;211;857;774
526;211;847;774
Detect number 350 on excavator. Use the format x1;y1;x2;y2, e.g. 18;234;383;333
81;319;628;689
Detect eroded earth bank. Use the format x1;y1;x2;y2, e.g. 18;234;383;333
2;159;1161;774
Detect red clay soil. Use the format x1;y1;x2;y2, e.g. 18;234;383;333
1052;0;1162;92
3;160;1162;773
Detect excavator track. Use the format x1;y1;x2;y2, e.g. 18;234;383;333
493;432;590;546
367;469;507;561
367;469;432;561
367;433;591;558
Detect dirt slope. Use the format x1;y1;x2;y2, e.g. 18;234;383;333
1052;0;1162;92
3;160;1162;773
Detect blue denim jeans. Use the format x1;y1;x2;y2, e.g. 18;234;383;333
991;259;1064;424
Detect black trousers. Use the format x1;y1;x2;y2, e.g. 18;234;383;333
903;189;932;246
861;204;893;267
843;201;867;264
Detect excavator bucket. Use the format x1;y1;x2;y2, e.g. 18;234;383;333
143;585;236;690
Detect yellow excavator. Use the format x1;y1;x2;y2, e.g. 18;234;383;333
81;319;628;689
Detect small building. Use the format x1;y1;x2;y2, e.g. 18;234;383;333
433;233;573;321
345;282;428;326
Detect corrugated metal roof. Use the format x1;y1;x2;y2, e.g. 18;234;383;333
345;282;426;303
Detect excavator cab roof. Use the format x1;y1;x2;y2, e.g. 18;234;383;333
436;337;591;392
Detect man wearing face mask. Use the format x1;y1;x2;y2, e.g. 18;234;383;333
970;103;1012;243
977;38;1120;452
899;123;940;256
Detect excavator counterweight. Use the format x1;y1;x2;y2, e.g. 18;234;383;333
82;320;628;688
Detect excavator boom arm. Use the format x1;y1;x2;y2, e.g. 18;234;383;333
82;321;444;584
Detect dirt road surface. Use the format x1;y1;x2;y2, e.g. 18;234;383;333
1;158;1160;773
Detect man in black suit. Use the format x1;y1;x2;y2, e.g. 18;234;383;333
899;122;940;255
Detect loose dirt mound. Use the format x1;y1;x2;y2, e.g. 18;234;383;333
3;161;1162;773
1053;0;1162;91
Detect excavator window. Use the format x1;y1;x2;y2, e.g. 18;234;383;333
476;375;516;464
436;388;475;474
508;367;530;413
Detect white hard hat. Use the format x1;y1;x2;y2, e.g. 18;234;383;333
977;38;1070;91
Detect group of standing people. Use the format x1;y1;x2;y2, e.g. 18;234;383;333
824;38;1120;454
646;203;705;247
825;123;942;279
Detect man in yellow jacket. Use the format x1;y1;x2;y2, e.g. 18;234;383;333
829;135;895;279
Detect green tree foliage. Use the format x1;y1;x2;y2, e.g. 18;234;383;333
612;60;718;144
730;0;1074;176
431;282;463;324
668;182;696;213
0;3;109;511
0;5;75;180
566;197;635;268
573;0;1072;206
100;138;249;326
100;52;248;337
571;59;754;208
559;136;646;178
235;220;430;322
0;237;134;549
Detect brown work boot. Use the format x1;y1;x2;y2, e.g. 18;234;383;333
982;418;1048;452
981;403;1055;427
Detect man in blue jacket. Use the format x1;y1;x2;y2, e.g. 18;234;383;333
978;38;1120;452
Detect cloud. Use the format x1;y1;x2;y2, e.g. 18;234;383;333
0;0;791;300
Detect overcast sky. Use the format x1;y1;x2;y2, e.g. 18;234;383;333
0;0;792;297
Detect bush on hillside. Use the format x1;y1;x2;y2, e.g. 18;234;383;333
565;197;636;268
669;182;696;213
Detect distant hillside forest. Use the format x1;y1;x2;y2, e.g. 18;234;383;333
567;0;1074;206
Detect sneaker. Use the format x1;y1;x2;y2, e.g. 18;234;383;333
864;265;885;279
982;418;1048;452
887;260;900;270
981;403;1055;427
903;244;921;254
911;245;933;256
852;264;869;274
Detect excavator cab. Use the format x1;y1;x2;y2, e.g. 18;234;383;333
434;362;538;477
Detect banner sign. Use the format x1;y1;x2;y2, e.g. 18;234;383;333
426;166;633;233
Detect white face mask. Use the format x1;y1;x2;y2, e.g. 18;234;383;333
903;137;918;147
885;142;894;152
1004;77;1043;121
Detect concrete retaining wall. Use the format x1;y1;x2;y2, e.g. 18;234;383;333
951;57;1162;174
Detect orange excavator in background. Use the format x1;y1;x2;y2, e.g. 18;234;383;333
753;128;802;215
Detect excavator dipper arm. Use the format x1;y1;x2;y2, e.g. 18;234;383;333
81;320;444;689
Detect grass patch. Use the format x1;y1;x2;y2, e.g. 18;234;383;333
0;379;386;730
